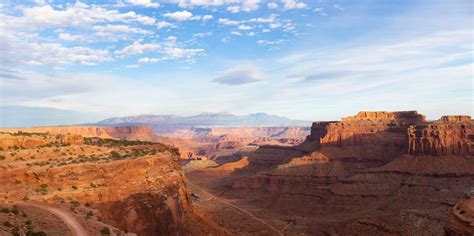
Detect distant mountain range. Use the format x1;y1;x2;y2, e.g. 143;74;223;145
96;112;311;133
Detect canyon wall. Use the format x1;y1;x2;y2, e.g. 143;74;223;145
408;116;473;156
197;111;473;235
0;125;155;141
0;132;221;235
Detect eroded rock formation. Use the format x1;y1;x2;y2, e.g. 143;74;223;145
188;111;474;235
0;132;221;235
408;116;473;156
445;195;474;235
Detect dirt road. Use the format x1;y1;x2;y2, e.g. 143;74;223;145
16;201;88;236
187;181;284;236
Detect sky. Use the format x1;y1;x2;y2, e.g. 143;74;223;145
0;0;473;127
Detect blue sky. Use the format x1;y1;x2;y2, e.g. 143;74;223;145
0;0;472;127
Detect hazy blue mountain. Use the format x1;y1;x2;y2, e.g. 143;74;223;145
96;112;311;133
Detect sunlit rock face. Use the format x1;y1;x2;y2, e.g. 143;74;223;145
408;116;473;156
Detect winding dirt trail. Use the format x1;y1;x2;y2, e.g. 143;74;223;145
16;201;88;236
187;181;284;236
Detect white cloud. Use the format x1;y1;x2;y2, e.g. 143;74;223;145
138;57;162;63
218;18;240;25
93;24;149;34
193;32;213;37
333;4;344;11
213;64;267;85
115;39;205;63
313;7;326;16
269;23;281;29
231;31;242;36
174;0;240;8
227;5;241;13
238;25;252;30
125;0;160;8
256;39;286;46
21;2;156;28
114;41;161;57
281;0;307;10
241;0;260;12
58;33;89;41
163;10;193;21
267;2;278;9
248;14;276;23
202;15;213;21
157;21;175;29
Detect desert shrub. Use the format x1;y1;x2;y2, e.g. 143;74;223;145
26;231;47;236
90;183;97;188
25;220;32;225
11;207;19;215
100;227;111;235
70;200;80;207
86;211;93;218
109;151;121;160
14;180;21;184
1;208;11;213
23;196;29;201
0;156;5;161
72;185;78;190
3;221;13;227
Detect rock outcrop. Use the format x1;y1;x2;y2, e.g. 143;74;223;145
408;116;473;156
0;125;155;141
298;111;426;161
445;195;474;235
0;132;221;235
0;133;83;149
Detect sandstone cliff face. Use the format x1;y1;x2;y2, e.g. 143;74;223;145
408;116;473;156
0;132;223;235
0;152;190;235
0;125;154;141
341;111;426;123
196;111;473;235
298;111;425;160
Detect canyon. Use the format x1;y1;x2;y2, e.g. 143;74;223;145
0;110;472;235
186;111;473;235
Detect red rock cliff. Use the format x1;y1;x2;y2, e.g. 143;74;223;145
298;111;425;154
408;116;473;156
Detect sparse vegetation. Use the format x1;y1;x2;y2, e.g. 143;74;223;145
0;155;5;161
1;207;11;213
3;221;13;227
26;231;47;236
100;227;111;235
